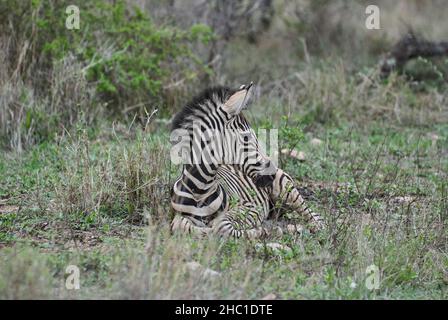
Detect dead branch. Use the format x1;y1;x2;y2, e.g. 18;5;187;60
380;32;448;77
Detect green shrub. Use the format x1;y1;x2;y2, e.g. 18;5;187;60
7;0;212;111
0;0;213;149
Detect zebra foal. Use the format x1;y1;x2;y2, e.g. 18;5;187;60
170;84;324;238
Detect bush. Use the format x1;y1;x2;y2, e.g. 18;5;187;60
0;0;213;149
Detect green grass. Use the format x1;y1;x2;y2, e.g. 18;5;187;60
1;108;446;299
1;0;448;300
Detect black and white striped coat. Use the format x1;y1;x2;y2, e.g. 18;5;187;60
170;85;324;238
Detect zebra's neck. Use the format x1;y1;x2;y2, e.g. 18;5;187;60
181;163;218;193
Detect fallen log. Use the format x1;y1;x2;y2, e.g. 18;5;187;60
380;32;448;77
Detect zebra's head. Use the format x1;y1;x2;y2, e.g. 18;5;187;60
221;82;254;116
171;84;254;133
170;83;277;186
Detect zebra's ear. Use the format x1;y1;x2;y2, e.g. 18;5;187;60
223;89;248;115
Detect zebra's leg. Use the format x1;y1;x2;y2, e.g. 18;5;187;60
211;202;267;239
171;214;212;237
269;169;325;232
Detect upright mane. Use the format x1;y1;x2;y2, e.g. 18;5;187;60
171;86;232;131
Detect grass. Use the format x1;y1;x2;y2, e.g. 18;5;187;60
1;0;448;299
1;72;447;298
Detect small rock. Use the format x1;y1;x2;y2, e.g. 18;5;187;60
310;138;323;147
255;242;292;255
0;205;19;214
185;261;202;271
392;196;414;205
185;261;220;278
429;133;439;142
261;293;277;300
281;149;306;161
203;268;220;278
429;133;439;147
286;224;304;234
296;151;306;161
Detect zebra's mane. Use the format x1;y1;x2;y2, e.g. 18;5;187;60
171;86;234;132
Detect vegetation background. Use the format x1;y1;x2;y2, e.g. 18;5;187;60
0;0;447;299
